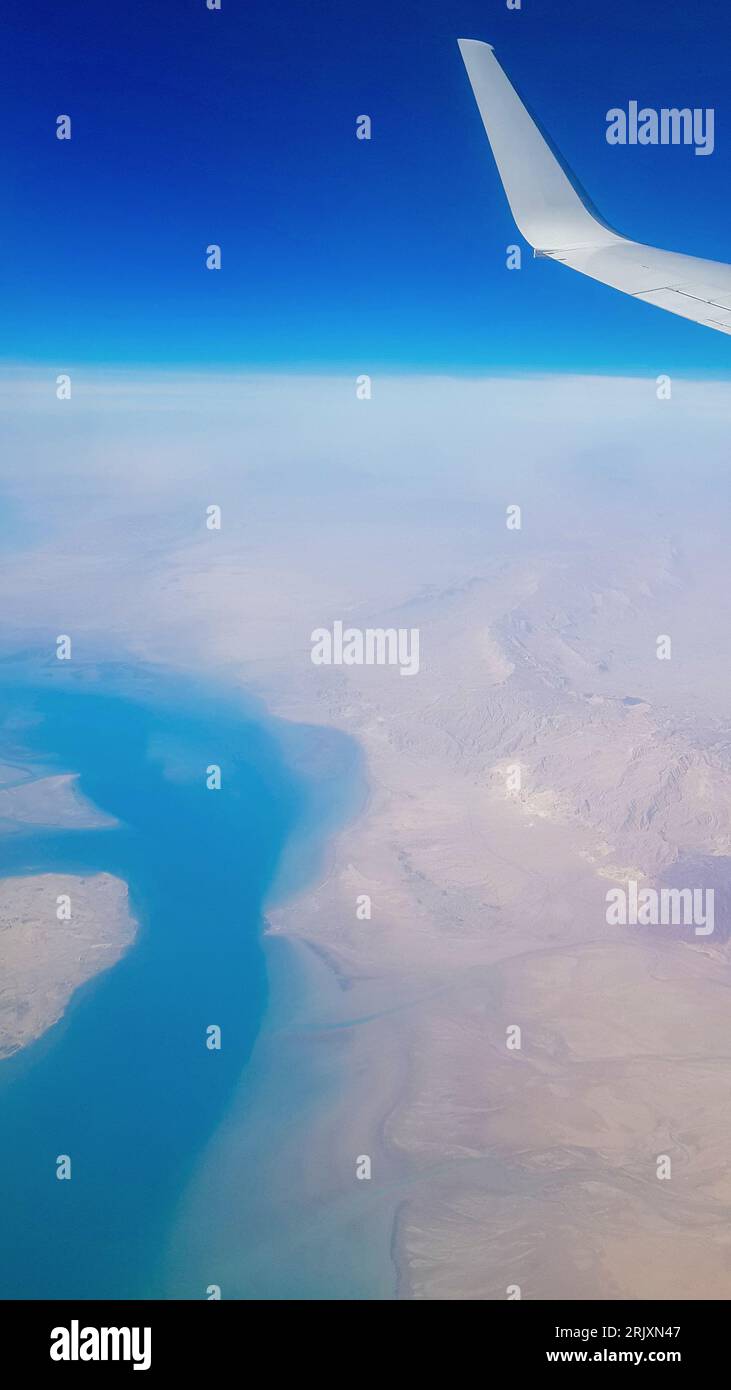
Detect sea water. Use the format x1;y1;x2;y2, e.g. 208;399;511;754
0;668;361;1298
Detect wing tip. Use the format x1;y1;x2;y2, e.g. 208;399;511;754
457;38;495;53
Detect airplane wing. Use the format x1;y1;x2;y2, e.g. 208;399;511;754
458;38;731;334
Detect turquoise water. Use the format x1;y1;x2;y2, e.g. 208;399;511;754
0;669;360;1298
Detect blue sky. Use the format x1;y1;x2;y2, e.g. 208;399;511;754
3;0;731;374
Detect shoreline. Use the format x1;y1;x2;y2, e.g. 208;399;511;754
261;738;422;1297
156;689;416;1298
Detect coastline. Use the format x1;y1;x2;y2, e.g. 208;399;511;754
162;701;410;1299
4;365;731;1296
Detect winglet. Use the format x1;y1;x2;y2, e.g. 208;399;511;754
457;39;622;252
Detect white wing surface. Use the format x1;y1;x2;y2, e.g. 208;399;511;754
458;38;731;334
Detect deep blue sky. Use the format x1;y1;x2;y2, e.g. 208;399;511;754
3;0;731;373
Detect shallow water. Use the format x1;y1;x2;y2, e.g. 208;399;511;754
164;934;402;1300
